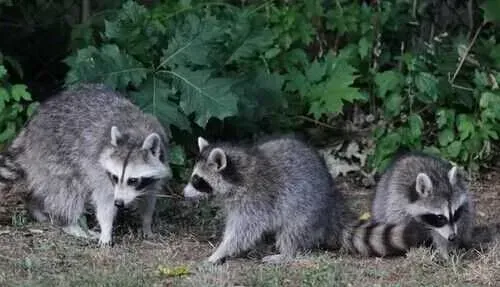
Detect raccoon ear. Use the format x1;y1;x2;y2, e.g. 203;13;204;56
142;133;162;158
415;173;433;197
110;126;122;146
448;166;459;185
207;148;227;171
198;137;209;152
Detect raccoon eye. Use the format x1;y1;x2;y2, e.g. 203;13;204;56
191;174;213;193
127;177;140;187
420;214;448;227
107;172;118;185
452;206;465;222
135;177;158;190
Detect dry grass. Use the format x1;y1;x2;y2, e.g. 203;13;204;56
0;174;499;287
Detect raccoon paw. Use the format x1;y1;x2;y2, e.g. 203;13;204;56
98;239;112;248
207;254;226;265
262;254;290;264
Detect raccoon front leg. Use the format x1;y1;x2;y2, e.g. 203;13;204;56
137;192;157;238
92;191;117;246
207;216;265;264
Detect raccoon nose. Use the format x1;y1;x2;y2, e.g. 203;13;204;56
114;199;124;208
448;233;457;242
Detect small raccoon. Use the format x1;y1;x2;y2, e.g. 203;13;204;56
372;152;474;258
183;136;427;264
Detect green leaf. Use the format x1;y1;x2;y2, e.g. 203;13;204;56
169;144;186;166
131;76;191;131
10;84;31;101
438;129;455;147
358;37;370;59
0;65;7;79
415;72;438;103
227;28;275;64
446;141;462;158
305;60;326;83
160;14;223;68
436;109;455;128
26;102;39;118
374;70;403;98
474;70;489;89
0;121;16;143
307;58;364;118
456;114;475;140
64;44;147;90
384;93;403;117
408;114;423;139
173;67;238;127
481;0;500;23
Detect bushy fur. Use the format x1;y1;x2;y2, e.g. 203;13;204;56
1;84;171;245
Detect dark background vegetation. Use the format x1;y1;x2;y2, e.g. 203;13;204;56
1;0;500;179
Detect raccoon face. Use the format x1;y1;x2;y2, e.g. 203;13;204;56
100;126;171;207
406;166;469;242
183;137;235;199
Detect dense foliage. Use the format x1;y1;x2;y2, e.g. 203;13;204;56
1;0;500;174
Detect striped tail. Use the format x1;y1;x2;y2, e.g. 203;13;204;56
341;219;428;257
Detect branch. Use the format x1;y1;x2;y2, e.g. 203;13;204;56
449;22;484;84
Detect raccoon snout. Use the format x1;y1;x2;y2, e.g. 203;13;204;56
448;233;457;242
114;199;125;208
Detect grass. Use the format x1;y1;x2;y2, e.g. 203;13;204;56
0;175;499;287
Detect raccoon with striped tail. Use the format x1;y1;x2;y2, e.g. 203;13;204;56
183;136;427;264
0;84;172;246
372;152;475;259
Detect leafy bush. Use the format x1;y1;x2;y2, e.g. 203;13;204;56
63;0;500;173
0;54;38;147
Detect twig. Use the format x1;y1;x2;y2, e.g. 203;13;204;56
295;115;337;130
450;23;485;84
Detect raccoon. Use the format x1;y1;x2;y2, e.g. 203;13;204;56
183;136;427;264
0;84;172;246
372;152;474;258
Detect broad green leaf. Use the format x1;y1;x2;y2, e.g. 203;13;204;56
307;59;364;118
438;129;455;146
161;14;223;68
233;69;285;121
169;144;186;166
173;67;238;127
384;93;403;117
358;37;370;59
131;76;191;132
374;70;403;98
446;141;462;158
481;0;500;23
226;28;275;64
10;84;31;101
64;44;147;90
457;114;475;140
415;72;438;103
305;60;326;83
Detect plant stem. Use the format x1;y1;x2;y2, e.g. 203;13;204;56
450;23;484;84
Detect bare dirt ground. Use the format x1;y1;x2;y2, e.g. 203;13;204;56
0;173;499;287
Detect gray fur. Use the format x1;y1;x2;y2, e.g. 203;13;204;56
2;84;172;245
184;136;427;264
372;152;474;258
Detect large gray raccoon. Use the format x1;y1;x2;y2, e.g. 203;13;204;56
0;84;172;246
